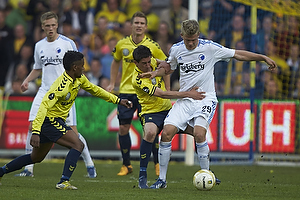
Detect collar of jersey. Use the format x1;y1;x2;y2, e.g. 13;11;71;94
63;71;73;82
130;35;147;46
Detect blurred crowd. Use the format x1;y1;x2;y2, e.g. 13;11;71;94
0;0;299;100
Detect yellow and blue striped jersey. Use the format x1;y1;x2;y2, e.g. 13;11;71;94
132;58;172;117
32;72;120;134
113;35;167;94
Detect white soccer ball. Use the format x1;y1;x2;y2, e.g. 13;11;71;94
193;169;216;191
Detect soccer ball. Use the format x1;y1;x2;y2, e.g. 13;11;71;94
192;169;216;191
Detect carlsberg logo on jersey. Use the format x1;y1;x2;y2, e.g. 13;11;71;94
178;53;205;73
179;62;204;73
40;55;63;66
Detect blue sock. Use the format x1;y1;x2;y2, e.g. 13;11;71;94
60;149;81;182
1;154;33;176
152;136;159;164
119;134;131;166
139;139;152;178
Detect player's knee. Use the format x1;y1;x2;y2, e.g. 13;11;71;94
144;131;157;142
76;140;84;152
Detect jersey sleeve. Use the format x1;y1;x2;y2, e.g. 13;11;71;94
80;75;120;104
167;45;178;71
33;43;42;70
151;42;167;61
112;39;123;62
211;42;235;62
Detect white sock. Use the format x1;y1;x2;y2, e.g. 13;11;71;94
78;133;94;167
159;141;172;181
24;130;34;173
196;141;210;170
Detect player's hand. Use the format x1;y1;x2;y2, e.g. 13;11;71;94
188;87;206;100
265;56;277;71
138;71;157;79
106;83;115;92
21;80;29;92
158;61;172;74
30;134;40;148
120;99;133;108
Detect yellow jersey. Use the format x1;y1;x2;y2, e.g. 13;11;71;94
132;58;172;117
113;35;167;94
32;72;120;134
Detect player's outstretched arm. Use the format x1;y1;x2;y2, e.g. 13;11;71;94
233;50;277;71
153;87;205;100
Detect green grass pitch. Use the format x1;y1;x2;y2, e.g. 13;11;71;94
0;159;299;200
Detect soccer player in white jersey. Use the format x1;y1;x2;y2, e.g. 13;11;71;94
138;19;277;189
17;11;97;178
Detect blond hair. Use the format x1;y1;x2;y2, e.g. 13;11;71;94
181;19;200;36
40;11;58;24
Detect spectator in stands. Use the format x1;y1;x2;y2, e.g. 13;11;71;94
264;40;290;99
160;0;189;42
256;14;273;54
292;78;300;99
0;9;14;92
121;19;132;37
13;42;34;73
13;24;33;60
273;15;299;60
91;34;110;59
154;21;173;56
140;0;159;39
84;58;107;91
4;2;28;31
62;0;92;37
120;0;141;19
101;37;118;79
90;16;123;51
94;0;128;36
5;63;37;95
78;33;93;70
26;0;49;38
263;77;281;100
286;44;300;98
208;0;236;40
220;14;251;50
198;0;213;39
230;40;250;97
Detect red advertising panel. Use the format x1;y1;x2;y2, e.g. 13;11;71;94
220;101;256;152
0;110;29;149
259;102;296;153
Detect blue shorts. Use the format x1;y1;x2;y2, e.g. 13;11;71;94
140;110;170;134
39;117;72;143
117;93;141;125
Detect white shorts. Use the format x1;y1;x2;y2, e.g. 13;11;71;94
164;98;217;131
29;87;77;126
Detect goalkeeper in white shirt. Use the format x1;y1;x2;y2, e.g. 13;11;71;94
139;19;277;189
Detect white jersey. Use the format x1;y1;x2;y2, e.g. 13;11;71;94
29;34;77;124
168;39;235;100
33;34;77;91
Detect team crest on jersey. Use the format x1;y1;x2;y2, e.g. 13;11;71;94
65;92;71;100
48;93;55;100
151;78;157;85
142;87;150;93
198;54;205;60
122;48;130;56
56;48;61;54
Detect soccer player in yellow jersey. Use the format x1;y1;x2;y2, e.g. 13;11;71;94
106;11;169;176
132;45;205;188
0;51;132;189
